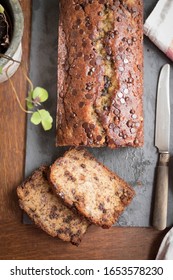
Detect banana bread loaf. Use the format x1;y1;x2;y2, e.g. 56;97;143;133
57;0;143;148
50;148;135;228
17;166;89;246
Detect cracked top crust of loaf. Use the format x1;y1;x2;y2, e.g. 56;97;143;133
17;166;89;246
57;0;143;148
50;148;135;228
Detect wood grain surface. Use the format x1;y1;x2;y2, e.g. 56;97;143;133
0;0;169;260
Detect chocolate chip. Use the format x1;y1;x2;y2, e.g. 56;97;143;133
109;139;115;145
134;138;139;145
76;18;81;25
101;89;107;96
88;67;95;76
128;77;133;83
89;34;95;40
117;17;122;22
99;0;105;4
84;55;89;61
113;108;120;116
70;112;76;118
82;41;87;48
72;89;77;95
81;164;86;168
114;116;120;122
64;171;76;182
126;47;131;52
118;46;123;52
127;120;133;127
98;11;102;16
109;123;115;129
107;31;115;39
73;123;79;128
85;94;93;99
86;82;93;91
82;122;89;129
89;123;95;130
105;46;112;55
79;102;85;108
125;97;129;102
77;52;83;57
98;203;106;213
132;36;137;42
114;30;119;35
130;109;135;114
75;5;80;11
79;29;84;34
96;135;102;141
103;106;110;111
88;24;93;30
87;132;93;138
90;59;96;66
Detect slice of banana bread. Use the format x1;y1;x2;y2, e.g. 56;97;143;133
50;148;135;228
17;166;89;246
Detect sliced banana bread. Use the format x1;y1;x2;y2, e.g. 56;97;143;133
50;148;135;228
17;166;89;246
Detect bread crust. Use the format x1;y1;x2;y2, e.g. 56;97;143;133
57;0;143;148
17;166;89;246
50;148;135;228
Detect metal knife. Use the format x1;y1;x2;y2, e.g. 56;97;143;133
153;64;171;231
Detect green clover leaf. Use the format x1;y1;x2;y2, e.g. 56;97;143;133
38;109;53;131
0;4;4;13
32;87;48;103
31;110;53;130
31;111;42;125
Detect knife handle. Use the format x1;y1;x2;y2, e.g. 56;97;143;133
153;153;170;230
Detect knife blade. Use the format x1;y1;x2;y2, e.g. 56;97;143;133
153;63;170;230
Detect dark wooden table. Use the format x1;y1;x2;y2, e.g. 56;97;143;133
0;0;169;260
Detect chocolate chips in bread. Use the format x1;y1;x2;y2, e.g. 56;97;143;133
17;166;89;246
57;0;143;148
50;148;135;228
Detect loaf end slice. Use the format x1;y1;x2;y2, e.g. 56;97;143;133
17;166;89;246
50;148;135;228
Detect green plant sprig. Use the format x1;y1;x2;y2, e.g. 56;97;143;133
0;53;53;131
26;86;53;131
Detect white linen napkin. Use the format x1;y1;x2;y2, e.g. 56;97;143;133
144;0;173;61
156;227;173;260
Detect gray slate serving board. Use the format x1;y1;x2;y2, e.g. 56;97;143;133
24;0;173;227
